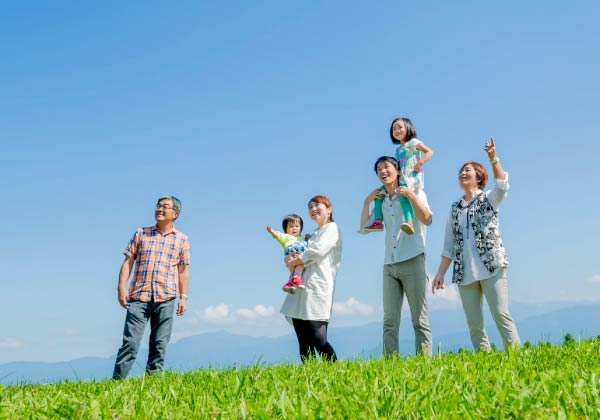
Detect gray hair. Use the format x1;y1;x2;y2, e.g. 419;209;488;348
157;195;182;212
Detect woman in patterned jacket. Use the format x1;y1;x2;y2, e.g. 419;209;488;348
431;138;520;352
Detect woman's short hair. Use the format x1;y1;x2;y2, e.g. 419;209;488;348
373;156;399;174
460;161;488;189
282;214;304;233
389;117;417;145
308;195;334;222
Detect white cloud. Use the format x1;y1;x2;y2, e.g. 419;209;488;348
588;275;600;284
64;328;80;337
190;303;277;324
236;304;276;319
0;338;23;349
333;297;374;316
196;303;233;322
429;285;461;310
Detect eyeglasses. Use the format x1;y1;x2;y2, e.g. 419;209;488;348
156;204;175;211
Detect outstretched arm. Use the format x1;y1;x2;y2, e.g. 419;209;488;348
267;226;289;248
266;226;277;238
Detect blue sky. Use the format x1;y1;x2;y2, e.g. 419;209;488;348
2;1;599;363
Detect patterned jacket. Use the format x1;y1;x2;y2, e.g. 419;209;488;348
451;192;508;283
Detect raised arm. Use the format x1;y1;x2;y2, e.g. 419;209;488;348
266;225;277;237
396;188;432;225
267;226;287;248
484;137;505;180
360;188;385;231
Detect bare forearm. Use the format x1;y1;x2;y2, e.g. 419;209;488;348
178;269;189;295
117;265;131;291
288;256;303;269
436;257;452;277
491;160;506;180
408;192;432;225
360;202;371;228
418;149;434;166
432;256;452;293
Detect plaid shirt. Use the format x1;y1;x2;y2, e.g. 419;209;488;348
124;225;190;302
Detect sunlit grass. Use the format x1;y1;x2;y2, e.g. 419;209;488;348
2;338;599;419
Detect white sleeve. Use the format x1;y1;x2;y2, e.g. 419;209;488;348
441;207;454;259
416;189;432;214
407;138;422;153
486;172;510;210
300;223;340;265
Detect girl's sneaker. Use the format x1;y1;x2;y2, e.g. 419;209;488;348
291;276;305;289
363;220;384;232
400;221;414;235
282;281;296;294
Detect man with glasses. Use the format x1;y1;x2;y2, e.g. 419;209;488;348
112;196;190;379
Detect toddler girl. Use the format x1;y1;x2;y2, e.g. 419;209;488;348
267;214;307;293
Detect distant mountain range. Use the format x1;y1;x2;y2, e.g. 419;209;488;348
2;303;599;386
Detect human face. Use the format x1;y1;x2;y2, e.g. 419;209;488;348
155;199;179;223
376;161;399;186
458;164;479;191
391;120;408;143
285;220;302;237
308;201;331;227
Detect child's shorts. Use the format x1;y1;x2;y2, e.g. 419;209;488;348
284;240;307;256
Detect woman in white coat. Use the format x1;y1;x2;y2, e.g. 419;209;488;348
281;195;342;362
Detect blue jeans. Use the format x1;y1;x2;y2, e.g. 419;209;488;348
112;299;176;379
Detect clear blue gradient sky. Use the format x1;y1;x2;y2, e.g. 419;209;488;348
2;1;599;362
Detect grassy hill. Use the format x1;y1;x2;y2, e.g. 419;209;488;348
2;338;599;419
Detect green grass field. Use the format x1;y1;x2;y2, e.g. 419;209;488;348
2;338;599;419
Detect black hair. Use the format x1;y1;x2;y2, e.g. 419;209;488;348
373;156;399;173
282;214;304;233
389;117;417;145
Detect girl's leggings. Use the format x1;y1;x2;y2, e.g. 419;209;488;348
373;183;414;222
292;318;338;362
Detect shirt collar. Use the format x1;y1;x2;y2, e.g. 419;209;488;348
461;189;483;205
151;225;178;236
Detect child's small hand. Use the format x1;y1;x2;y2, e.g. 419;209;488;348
266;226;273;234
395;186;413;198
304;234;311;241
